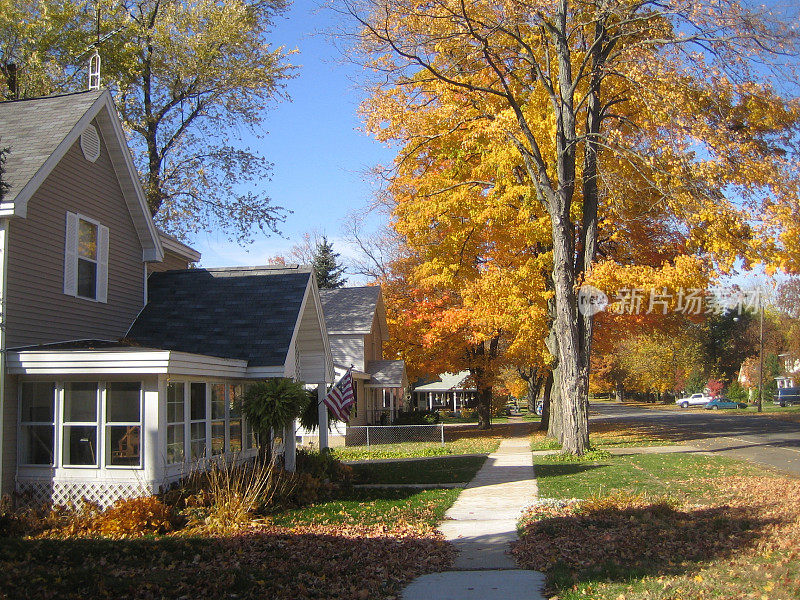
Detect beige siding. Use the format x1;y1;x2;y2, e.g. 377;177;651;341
5;121;145;347
329;336;365;372
2;376;18;495
147;250;191;274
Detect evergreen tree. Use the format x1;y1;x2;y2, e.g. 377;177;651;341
312;237;347;289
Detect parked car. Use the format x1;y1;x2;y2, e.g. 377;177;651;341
773;387;800;407
704;398;748;410
676;393;712;408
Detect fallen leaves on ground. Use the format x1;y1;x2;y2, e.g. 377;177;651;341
513;477;800;600
0;521;454;600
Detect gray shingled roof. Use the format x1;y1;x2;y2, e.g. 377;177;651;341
320;286;380;334
0;90;104;204
365;360;406;387
128;266;313;367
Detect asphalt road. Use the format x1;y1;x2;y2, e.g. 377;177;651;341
590;402;800;476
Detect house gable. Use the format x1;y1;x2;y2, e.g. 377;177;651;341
4;118;153;347
0;90;162;262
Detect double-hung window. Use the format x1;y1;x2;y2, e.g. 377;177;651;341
105;382;142;467
228;384;243;453
20;382;56;465
63;382;99;466
211;384;226;456
190;383;207;460
64;212;108;302
166;382;186;464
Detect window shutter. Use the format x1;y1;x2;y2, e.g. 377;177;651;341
97;224;109;303
63;212;78;296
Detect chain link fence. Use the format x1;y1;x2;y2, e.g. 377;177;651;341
344;424;445;448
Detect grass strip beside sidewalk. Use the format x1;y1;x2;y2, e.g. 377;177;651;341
349;455;487;485
331;436;501;460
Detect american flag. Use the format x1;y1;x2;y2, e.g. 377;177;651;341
324;368;355;422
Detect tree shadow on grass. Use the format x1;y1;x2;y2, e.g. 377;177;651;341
0;520;453;599
513;499;779;594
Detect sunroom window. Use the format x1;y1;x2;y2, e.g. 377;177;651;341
20;382;56;465
105;382;142;467
166;382;185;464
228;384;243;453
190;383;207;460
211;384;225;456
63;382;99;466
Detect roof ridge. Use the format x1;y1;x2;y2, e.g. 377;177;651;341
149;264;313;275
203;264;311;272
0;89;104;105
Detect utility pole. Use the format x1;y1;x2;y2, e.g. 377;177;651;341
758;296;764;413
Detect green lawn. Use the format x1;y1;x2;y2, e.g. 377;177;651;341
534;452;764;501
270;487;460;528
441;415;511;423
531;421;682;452
331;436;501;460
350;455;486;485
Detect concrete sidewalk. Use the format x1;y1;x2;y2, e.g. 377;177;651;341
402;425;546;599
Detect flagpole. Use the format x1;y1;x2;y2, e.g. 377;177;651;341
317;383;329;450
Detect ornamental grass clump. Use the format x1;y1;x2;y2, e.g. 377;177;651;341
188;457;277;534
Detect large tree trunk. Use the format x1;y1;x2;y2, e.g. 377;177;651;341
468;337;500;430
540;370;553;432
475;381;493;430
538;0;590;455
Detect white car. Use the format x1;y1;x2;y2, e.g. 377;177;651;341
676;393;711;408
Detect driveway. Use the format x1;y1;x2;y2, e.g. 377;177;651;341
590;402;800;476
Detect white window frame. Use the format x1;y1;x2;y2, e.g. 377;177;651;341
166;381;187;465
18;382;57;467
61;382;100;469
104;382;143;469
189;382;207;460
64;212;108;303
210;383;226;456
228;384;244;454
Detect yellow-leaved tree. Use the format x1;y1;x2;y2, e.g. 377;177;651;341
1;0;293;242
345;0;800;453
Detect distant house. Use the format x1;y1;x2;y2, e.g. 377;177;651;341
776;353;800;389
0;90;333;507
413;371;478;412
319;287;407;426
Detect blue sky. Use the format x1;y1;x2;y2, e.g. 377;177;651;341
192;1;393;273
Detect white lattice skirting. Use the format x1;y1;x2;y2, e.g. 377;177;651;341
17;478;155;508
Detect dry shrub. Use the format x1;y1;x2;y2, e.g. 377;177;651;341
1;495;77;537
270;471;322;507
295;448;353;483
43;496;174;538
92;496;174;537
